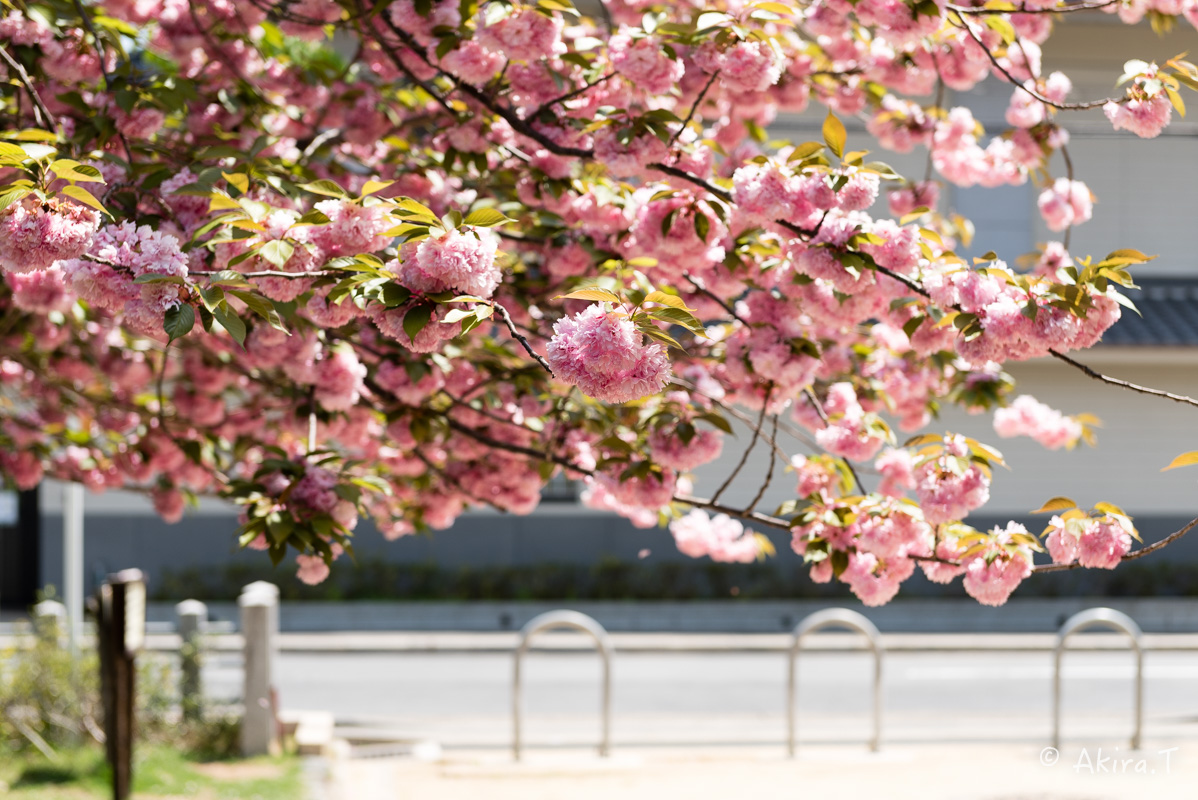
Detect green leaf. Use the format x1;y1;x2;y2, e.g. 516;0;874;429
822;112;846;159
1030;496;1077;514
381;283;412;307
213;306;247;347
643;291;692;311
360;179;394;197
295;209;332;226
59;185;110;217
788;141;825;161
697;412;734;435
639;325;685;350
1162;451;1198;471
258;239;295;268
163;304;195;343
556;288;622;303
648;306;705;334
462;208;512;227
0;142;27;161
0;188;32;213
403;304;434;341
133;273;186;285
207;271;252;287
300;180;349;198
50;159;105;183
221;171;249;193
1093;501;1129;518
227;289;287;331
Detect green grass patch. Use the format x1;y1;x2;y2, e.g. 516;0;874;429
0;745;304;800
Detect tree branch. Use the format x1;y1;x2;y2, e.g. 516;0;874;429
492;301;553;374
802;387;867;495
684;272;748;325
948;0;1117;13
669;70;719;148
0;45;56;133
1049;349;1198;409
711;392;769;504
950;12;1114;111
747;413;780;513
533;72;616;119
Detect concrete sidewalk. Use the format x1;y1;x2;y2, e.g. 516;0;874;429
7;630;1198;653
322;740;1198;800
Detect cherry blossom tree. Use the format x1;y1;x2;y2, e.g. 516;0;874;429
3;0;1198;605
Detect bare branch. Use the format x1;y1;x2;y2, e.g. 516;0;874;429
669;70;719;148
0;45;56;132
492;301;554;374
802;388;867;495
747;414;780;513
711;391;769;504
684;272;748;325
950;12;1115;111
1049;349;1198;409
948;0;1117;13
533;72;616;119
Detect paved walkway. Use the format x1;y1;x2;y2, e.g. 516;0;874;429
6;630;1196;653
324;740;1198;800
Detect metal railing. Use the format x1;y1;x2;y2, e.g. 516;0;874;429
1053;607;1143;751
512;610;613;761
788;608;883;756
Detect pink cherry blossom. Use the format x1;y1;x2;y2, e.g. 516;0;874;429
961;524;1034;606
477;8;565;62
401;227;501;298
669;509;763;563
993;395;1083;450
0;196;100;274
1104;93;1172;138
546;305;671;403
1077;518;1133;569
1037;178;1092;231
609;29;684;95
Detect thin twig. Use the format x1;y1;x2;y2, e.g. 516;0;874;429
747;414;779;512
1049;350;1198;409
669;70;719;148
72;0;136;165
0;45;56;132
684;273;748;325
673;493;793;532
950;12;1114;111
711;392;769;504
948;0;1117;13
802;387;867;495
532;72;616;119
491;302;553;374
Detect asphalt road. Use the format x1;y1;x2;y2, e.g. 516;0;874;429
202;649;1198;749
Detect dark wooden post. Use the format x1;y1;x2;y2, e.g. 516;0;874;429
97;569;146;800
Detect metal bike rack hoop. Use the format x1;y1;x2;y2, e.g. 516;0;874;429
513;610;613;761
787;608;883;757
1053;607;1143;751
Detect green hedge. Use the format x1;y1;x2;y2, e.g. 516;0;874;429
149;557;1198;601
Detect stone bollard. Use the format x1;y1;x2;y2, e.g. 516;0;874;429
176;600;207;722
32;599;67;645
239;583;280;756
